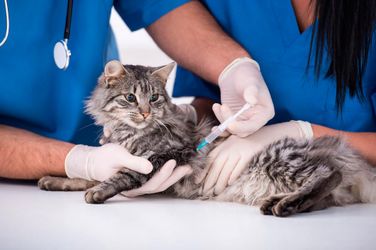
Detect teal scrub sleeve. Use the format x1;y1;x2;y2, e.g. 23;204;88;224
114;0;191;31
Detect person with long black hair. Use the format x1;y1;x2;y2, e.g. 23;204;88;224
151;0;376;194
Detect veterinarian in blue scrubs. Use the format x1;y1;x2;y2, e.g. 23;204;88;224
0;0;188;145
175;0;376;195
174;1;376;131
0;1;191;184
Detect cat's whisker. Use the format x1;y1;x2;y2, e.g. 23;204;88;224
164;121;179;131
94;131;105;143
79;121;97;130
152;120;165;136
154;119;170;137
154;119;173;139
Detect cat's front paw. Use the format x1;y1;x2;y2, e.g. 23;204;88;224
38;176;62;191
99;125;112;145
99;136;110;145
85;186;110;204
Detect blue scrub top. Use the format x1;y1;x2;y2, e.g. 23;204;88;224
173;0;376;132
0;0;189;145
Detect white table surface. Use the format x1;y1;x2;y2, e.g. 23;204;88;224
1;179;375;250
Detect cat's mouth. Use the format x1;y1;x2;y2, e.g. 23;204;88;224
127;115;154;129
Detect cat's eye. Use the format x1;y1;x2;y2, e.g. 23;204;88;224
150;94;159;102
126;94;136;103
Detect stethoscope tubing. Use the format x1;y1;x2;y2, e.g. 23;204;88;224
64;0;73;40
0;0;9;47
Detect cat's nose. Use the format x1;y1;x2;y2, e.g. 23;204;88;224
141;112;150;119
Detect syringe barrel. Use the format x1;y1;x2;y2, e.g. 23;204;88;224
205;128;222;143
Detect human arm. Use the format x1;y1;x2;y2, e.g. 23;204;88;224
146;1;249;84
0;124;191;197
0;125;72;179
0;125;153;180
147;2;274;134
1;124;181;185
312;124;376;166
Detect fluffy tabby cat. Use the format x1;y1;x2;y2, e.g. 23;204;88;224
39;60;376;217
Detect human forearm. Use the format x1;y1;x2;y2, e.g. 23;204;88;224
147;1;249;84
0;125;73;179
312;124;376;166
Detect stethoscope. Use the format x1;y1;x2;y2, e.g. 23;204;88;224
0;0;9;48
54;0;73;70
0;0;74;70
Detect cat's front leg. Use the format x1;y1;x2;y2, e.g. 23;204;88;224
38;176;99;191
85;169;147;204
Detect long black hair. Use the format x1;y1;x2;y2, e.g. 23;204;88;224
309;0;376;112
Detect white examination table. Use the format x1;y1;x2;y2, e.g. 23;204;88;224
1;179;375;250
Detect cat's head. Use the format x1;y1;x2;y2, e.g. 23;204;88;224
86;60;176;130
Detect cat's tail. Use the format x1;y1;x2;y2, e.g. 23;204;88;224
329;137;376;204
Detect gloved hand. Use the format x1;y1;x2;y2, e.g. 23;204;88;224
65;143;193;196
200;121;313;195
65;143;154;181
216;57;275;137
122;160;192;197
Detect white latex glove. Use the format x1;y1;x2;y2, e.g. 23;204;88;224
216;57;275;137
200;121;313;195
122;160;192;197
65;143;154;181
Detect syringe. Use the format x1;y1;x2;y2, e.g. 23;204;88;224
196;103;252;151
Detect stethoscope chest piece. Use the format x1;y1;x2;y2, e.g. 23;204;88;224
54;0;73;70
54;39;71;70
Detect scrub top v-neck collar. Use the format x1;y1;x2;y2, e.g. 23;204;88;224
270;0;313;48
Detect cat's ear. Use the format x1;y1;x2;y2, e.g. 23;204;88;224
151;62;176;83
102;60;128;87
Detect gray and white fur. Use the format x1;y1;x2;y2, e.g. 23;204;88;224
39;60;376;217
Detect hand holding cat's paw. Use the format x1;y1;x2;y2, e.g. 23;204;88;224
122;160;192;197
65;143;153;182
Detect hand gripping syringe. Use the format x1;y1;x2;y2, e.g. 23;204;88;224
196;103;252;151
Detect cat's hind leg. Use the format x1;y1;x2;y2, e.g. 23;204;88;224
304;194;336;212
260;170;342;217
38;176;99;191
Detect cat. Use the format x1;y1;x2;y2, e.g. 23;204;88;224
38;60;376;217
